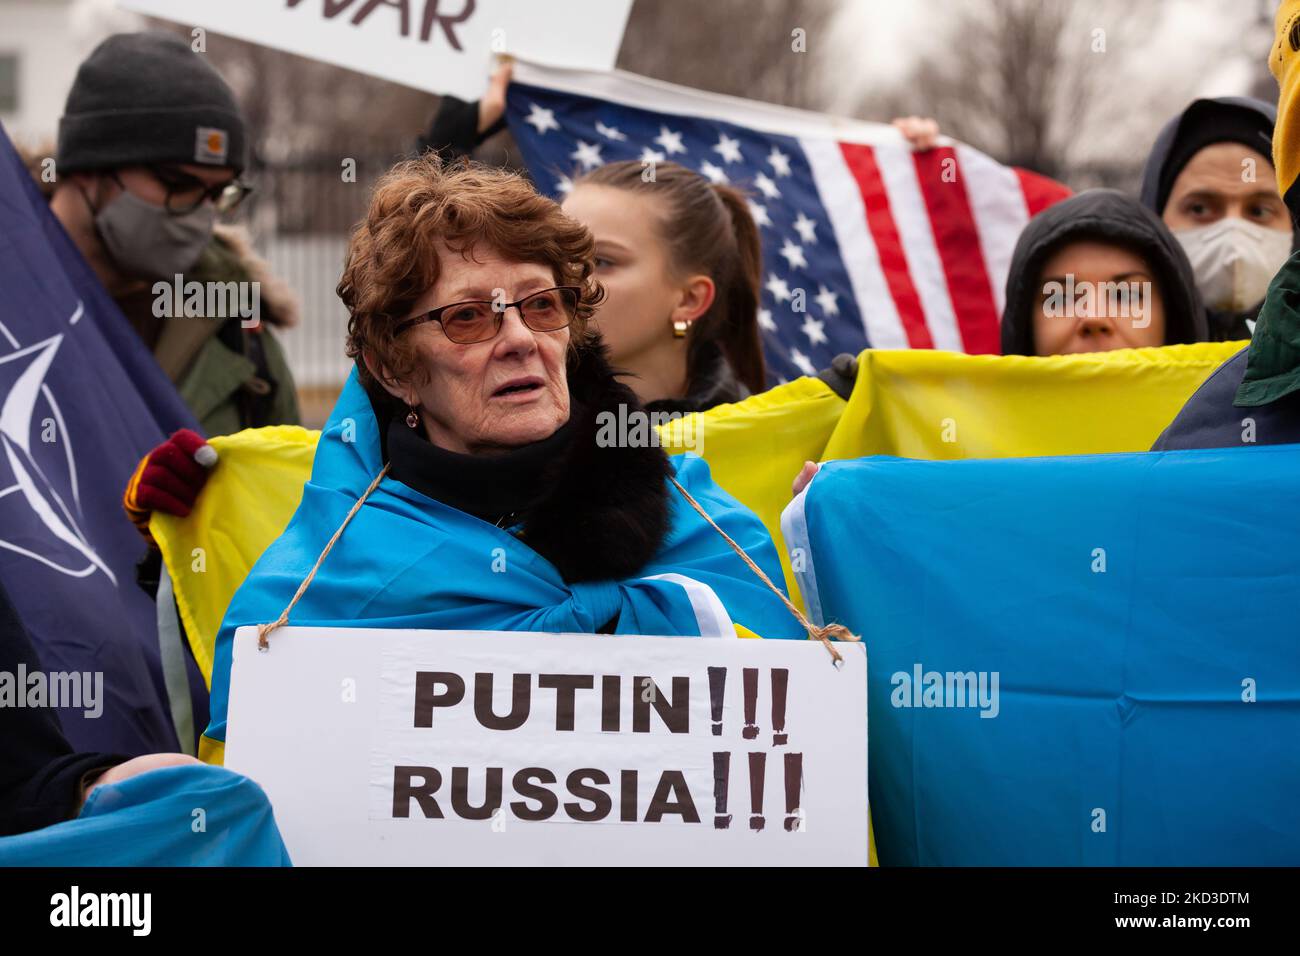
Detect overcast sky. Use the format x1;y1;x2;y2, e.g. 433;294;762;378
825;0;1274;112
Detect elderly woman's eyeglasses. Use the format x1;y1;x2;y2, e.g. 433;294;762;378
394;286;581;344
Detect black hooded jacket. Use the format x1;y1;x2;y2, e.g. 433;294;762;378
1000;189;1208;355
1139;96;1279;216
1138;96;1295;340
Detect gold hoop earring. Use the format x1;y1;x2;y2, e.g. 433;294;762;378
405;405;420;429
672;319;690;338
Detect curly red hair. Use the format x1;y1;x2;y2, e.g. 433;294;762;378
340;155;603;392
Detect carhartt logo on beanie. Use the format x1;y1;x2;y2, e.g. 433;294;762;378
57;32;248;175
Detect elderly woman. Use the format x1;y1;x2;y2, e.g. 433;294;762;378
199;158;804;762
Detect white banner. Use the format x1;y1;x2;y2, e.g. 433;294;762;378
118;0;633;101
224;626;868;865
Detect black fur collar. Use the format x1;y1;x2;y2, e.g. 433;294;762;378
383;340;672;583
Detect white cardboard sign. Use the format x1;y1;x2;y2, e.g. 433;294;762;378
224;626;868;865
117;0;634;101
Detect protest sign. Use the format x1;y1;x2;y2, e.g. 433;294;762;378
117;0;633;100
224;626;868;865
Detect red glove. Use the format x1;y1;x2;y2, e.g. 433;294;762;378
123;429;218;544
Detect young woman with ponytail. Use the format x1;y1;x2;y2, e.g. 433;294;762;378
560;160;766;412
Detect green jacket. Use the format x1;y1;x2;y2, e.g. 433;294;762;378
177;317;300;437
1236;251;1300;407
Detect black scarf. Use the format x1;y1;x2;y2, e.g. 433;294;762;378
387;412;579;528
383;341;672;583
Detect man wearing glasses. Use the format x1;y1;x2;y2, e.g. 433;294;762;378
48;32;299;436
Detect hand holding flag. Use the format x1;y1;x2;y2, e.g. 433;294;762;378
123;429;219;545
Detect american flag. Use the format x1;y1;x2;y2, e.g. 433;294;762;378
505;62;1071;383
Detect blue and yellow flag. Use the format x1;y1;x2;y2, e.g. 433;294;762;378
156;343;1243;685
785;443;1300;865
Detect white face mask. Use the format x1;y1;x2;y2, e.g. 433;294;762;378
1175;217;1293;313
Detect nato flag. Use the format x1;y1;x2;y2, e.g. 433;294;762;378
0;122;199;755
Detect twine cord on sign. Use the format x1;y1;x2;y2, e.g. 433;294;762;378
668;475;858;665
257;462;392;650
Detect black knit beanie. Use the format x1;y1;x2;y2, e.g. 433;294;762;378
1153;100;1274;215
57;32;248;175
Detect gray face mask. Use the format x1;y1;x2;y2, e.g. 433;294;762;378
93;187;215;280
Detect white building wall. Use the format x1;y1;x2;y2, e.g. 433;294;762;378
0;0;143;151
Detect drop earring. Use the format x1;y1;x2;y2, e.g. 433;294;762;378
405;404;420;429
672;318;690;338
